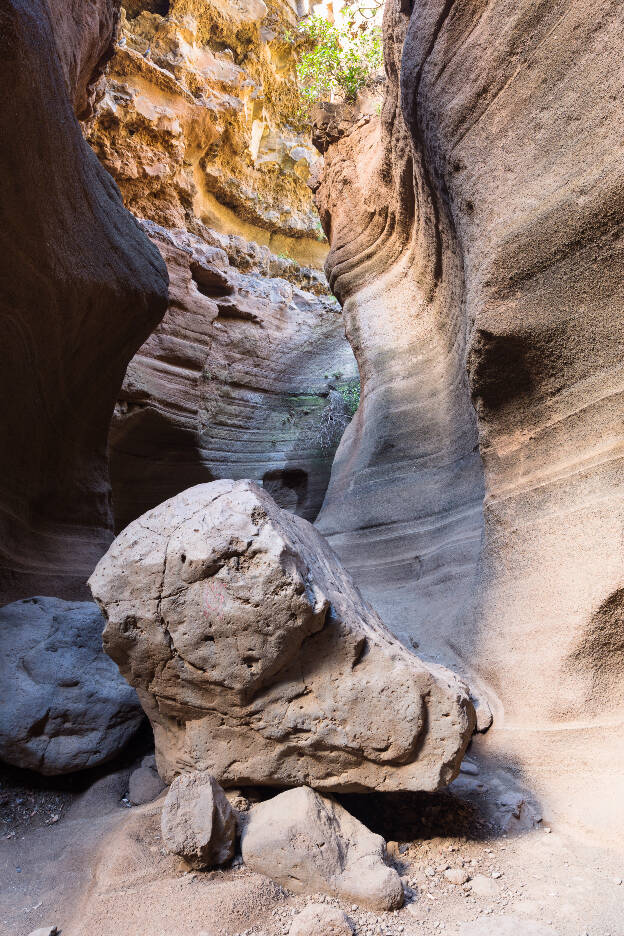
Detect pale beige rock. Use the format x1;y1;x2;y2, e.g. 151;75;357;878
315;0;624;841
444;868;470;885
161;771;237;869
289;903;354;936
469;875;500;899
89;479;475;791
241;787;403;910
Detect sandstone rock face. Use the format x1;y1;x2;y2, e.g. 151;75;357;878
0;0;168;603
241;786;403;910
109;222;357;530
89;479;475;791
316;0;624;838
0;598;143;775
161;772;237;869
86;0;326;266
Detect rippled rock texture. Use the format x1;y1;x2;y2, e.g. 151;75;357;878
86;0;326;265
89;480;475;791
0;0;168;603
110;222;357;530
316;0;624;836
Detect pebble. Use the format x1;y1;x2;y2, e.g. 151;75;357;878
28;928;58;936
445;868;470;885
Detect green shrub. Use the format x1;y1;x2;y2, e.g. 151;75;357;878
293;10;383;105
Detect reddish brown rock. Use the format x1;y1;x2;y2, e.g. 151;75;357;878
0;0;168;603
109;222;357;531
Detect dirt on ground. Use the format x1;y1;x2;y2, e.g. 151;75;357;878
1;740;623;936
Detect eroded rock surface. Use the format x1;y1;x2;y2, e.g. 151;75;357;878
241;786;403;910
161;771;237;868
89;479;475;791
86;0;325;264
316;0;624;837
0;0;168;603
110;222;357;530
0;597;143;775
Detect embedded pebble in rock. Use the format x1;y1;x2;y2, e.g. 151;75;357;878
289;904;354;936
445;868;470;885
240;786;404;910
161;772;237;869
128;755;166;806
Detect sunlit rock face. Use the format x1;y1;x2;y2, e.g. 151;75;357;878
110;222;358;530
0;0;168;603
316;0;624;841
86;0;326;265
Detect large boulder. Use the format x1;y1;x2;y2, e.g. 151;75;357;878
0;597;143;775
161;771;237;869
241;786;403;910
89;479;475;791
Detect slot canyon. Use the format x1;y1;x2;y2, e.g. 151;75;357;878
0;1;623;934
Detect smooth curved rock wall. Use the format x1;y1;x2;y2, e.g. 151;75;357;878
317;0;624;840
0;0;168;603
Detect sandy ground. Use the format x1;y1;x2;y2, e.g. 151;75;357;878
1;741;623;936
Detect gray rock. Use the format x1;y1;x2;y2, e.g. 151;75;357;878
0;598;144;775
89;479;475;791
161;771;237;869
128;760;166;806
290;904;354;936
240;786;403;911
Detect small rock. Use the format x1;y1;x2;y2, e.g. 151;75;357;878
128;761;166;805
241;786;403;910
460;759;480;776
289;904;354;936
470;875;500;898
161;771;237;869
445;868;470;885
28;928;58;936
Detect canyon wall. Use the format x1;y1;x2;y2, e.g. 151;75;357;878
89;0;357;529
317;0;624;839
0;0;168;604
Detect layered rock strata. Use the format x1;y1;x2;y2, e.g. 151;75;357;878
110;222;357;530
0;0;168;603
89;480;476;790
316;0;624;838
